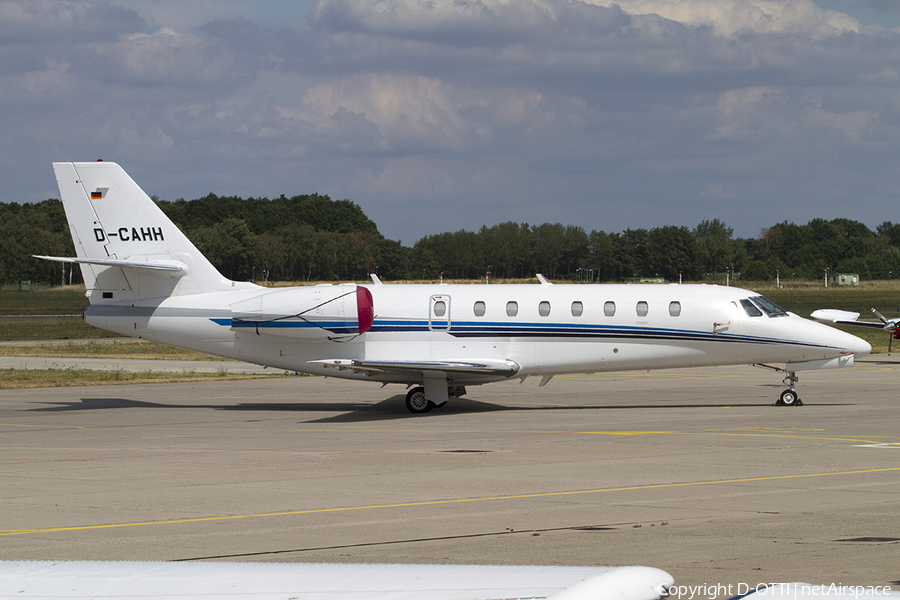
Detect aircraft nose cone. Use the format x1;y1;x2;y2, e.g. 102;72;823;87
801;317;872;358
845;332;872;357
827;325;871;357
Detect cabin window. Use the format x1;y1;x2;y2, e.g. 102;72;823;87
433;301;446;317
538;301;551;317
741;299;763;317
506;301;518;317
668;301;681;317
571;301;584;317
473;301;486;317
604;301;616;317
636;301;649;317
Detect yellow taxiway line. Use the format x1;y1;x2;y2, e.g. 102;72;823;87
3;466;899;537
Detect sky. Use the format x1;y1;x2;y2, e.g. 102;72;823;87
4;0;900;245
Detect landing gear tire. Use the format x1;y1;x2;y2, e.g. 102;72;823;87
778;389;802;406
405;387;432;414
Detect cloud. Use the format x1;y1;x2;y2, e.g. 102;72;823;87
296;73;468;152
3;0;900;244
581;0;862;36
0;0;144;43
87;27;237;86
112;0;250;31
866;0;900;13
308;0;558;43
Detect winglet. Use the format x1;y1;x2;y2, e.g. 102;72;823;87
536;274;552;287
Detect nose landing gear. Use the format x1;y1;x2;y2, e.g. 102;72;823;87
777;370;802;406
753;364;803;406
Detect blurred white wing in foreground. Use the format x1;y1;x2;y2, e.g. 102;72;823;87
0;561;674;600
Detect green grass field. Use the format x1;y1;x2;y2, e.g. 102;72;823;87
0;286;89;315
0;286;106;341
0;367;287;389
0;339;221;360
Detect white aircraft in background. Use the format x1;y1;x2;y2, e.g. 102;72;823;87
0;561;674;600
37;162;870;412
3;561;896;600
812;308;900;354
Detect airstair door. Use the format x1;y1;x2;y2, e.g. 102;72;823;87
429;295;451;332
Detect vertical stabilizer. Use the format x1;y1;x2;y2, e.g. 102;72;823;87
51;162;239;302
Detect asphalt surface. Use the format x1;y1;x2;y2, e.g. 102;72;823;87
1;355;899;596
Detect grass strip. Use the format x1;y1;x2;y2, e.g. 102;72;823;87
0;339;222;360
0;366;289;389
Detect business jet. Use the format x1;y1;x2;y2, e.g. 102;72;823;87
0;561;674;600
37;162;870;412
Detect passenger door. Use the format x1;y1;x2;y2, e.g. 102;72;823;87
429;295;451;331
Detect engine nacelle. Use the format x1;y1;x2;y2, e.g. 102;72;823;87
229;284;374;340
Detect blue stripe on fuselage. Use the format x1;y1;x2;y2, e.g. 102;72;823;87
208;317;831;349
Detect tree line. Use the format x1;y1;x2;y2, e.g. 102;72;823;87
414;218;900;283
3;193;900;285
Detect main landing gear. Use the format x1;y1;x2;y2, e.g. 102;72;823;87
404;385;466;414
753;364;803;406
405;387;432;413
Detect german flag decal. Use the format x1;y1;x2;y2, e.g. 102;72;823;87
91;191;102;199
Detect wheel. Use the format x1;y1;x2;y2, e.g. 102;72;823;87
405;387;432;414
779;389;800;406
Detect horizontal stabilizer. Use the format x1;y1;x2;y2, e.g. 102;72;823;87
309;358;520;378
34;255;188;274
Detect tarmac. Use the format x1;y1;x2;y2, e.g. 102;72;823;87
1;353;899;596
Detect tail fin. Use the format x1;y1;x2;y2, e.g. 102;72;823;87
41;162;240;303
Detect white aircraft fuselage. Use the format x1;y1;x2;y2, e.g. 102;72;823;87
86;281;865;379
39;162;871;412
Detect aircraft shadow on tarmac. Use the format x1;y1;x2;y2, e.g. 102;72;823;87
24;394;852;423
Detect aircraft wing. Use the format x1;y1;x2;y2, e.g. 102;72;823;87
0;561;673;600
810;309;892;329
308;358;520;378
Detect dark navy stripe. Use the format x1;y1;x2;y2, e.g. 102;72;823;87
209;317;834;349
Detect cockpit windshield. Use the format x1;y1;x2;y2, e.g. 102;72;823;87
746;295;788;317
